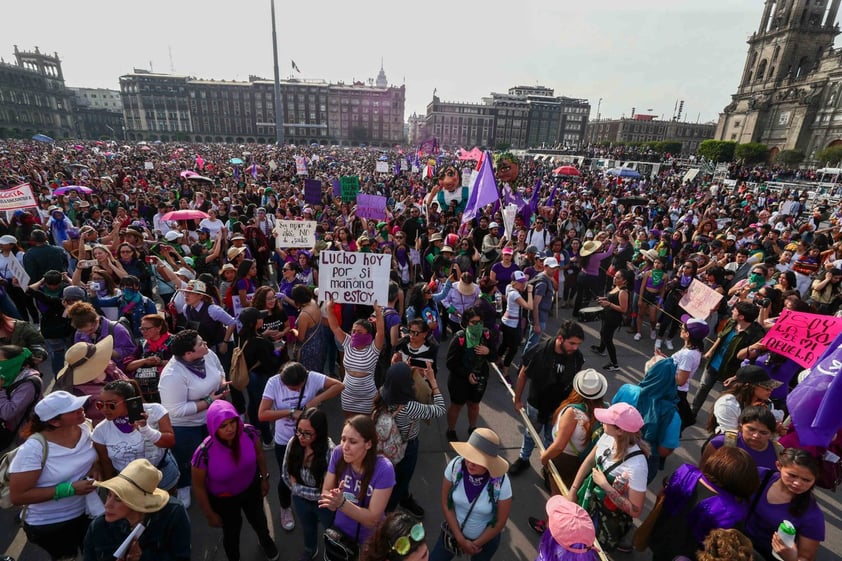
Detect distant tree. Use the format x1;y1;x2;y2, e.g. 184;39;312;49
816;146;842;166
734;142;770;164
658;141;683;154
697;140;737;162
495;142;511;151
775;149;805;167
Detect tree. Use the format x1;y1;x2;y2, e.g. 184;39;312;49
657;141;683;155
494;142;511;151
775;149;805;167
734;142;770;164
816;146;842;166
697;140;737;162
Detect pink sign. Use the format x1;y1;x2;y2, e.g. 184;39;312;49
356;194;387;220
761;309;842;368
678;279;723;320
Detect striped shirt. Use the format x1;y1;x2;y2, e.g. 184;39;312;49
342;334;381;375
393;392;446;441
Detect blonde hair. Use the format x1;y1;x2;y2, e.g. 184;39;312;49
612;429;650;461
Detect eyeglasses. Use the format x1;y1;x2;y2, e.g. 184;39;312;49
139;325;155;332
94;400;124;411
295;429;314;439
408;330;423;336
391;523;425;556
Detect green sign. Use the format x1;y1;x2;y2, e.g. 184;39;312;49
340;176;360;202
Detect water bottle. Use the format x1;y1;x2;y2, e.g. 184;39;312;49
773;520;796;560
603;471;630;511
494;292;503;313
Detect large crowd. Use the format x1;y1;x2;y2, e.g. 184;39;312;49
0;138;841;561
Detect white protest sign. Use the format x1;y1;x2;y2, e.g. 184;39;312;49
502;204;518;241
0;184;38;211
268;160;278;171
375;161;389;173
678;279;724;320
274;220;317;249
144;162;154;170
400;159;409;171
6;256;30;288
319;251;391;305
294;156;308;176
231;294;254;317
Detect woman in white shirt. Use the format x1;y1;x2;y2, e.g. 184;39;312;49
497;270;533;381
709;365;782;434
672;316;706;431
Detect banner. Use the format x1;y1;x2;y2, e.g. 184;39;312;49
787;331;842;447
761;309;842;368
274;220;317;249
331;179;342;197
304;179;322;205
5;256;29;289
318;251;391;305
375;161;389;173
340;176;360;202
294;156;308;176
355;194;387;220
678;279;724;320
0;184;38;211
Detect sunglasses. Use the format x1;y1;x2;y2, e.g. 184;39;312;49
408;329;423;336
94;400;124;411
295;428;314;439
392;523;425;556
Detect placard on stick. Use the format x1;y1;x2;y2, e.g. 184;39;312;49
274;220;317;249
355;194;387;220
340;176;360;202
761;309;842;368
318;251;391;305
678;279;724;320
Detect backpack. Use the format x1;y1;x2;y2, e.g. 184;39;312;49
0;432;48;509
229;340;258;391
373;406;406;465
0;374;43;451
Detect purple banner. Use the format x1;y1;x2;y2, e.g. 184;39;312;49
304;179;322;205
356;193;387;220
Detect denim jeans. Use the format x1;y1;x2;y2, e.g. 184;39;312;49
247;371;271;443
44;337;72;381
292;494;335;555
429;531;501;561
518;403;553;461
172;425;207;488
387;437;419;511
522;320;546;355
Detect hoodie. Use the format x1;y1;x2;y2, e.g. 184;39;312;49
191;400;259;496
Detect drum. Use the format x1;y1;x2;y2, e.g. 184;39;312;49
578;306;604;323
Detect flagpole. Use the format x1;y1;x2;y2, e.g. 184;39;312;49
270;0;285;144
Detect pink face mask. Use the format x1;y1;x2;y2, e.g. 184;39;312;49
350;332;373;348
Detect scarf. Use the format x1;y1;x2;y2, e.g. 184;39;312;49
650;269;664;286
175;356;207;379
145;334;171;354
0;348;31;388
113;416;135;434
121;289;143;315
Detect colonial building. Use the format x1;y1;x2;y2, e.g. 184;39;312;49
69;87;124;139
0;46;76;139
715;0;842;161
586;114;715;154
119;65;405;146
424;96;497;148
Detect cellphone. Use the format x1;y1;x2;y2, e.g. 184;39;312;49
125;397;144;423
88;281;101;291
78;259;97;268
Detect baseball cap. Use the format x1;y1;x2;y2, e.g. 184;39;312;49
501;246;513;255
175;267;196;281
594;402;644;433
34;391;89;421
680;315;709;340
164;231;182;242
512;270;528;282
62;285;87;302
543;257;560;268
526;245;539;254
545;496;595;553
734;365;783;390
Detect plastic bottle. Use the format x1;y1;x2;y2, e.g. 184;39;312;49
602;471;630;511
772;520;796;561
494;292;503;313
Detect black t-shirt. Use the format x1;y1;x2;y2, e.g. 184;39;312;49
522;338;585;424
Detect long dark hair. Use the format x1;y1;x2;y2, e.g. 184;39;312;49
334;415;379;503
778;448;820;517
406;282;428;319
286;408;330;490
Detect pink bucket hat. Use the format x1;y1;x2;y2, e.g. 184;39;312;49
545;496;596;552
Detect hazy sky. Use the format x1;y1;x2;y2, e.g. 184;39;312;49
1;1;803;124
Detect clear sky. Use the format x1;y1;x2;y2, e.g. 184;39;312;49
1;1;799;124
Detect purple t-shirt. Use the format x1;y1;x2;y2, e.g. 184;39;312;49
708;432;779;471
327;446;395;544
490;261;520;293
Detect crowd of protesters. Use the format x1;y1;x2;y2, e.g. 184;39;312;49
1;136;841;561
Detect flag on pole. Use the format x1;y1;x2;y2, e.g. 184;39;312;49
787;331;842;447
546;182;560;207
462;151;498;225
291;60;301;73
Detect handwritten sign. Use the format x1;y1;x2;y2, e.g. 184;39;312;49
318;251;391;305
762;309;842;367
6;256;29;288
304;179;322;205
356;194;387;220
294;156;308;176
0;184;38;211
274;220;317;249
375;161;389;173
678;279;724;320
340;176;360;202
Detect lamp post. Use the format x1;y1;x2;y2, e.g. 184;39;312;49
270;0;284;144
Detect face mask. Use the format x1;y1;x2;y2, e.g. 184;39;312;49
465;323;484;348
350;332;373;348
750;273;764;286
123;288;138;299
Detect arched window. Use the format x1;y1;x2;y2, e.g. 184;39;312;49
756;59;769;81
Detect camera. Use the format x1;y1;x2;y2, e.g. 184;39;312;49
755;297;771;308
89;281;101;291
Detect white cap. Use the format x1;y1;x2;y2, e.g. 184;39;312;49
175;267;195;280
164;231;182;242
34;391;89;421
543;257;560;268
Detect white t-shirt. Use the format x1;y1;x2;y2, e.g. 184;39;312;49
262;372;327;444
9;424;97;525
593;433;648;493
199;217;224;238
502;285;523;328
672;347;702;392
91;403;169;470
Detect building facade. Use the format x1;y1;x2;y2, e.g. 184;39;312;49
424;96;496;148
0;46;76;139
586;114;715;154
715;0;842;161
119;66;405;146
69;87;124;139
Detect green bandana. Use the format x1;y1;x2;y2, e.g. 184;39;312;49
465;323;484;348
0;348;31;388
651;270;665;285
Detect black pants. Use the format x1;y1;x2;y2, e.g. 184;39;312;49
273;443;293;508
677;390;695;433
209;479;274;561
498;324;521;367
24;513;89;560
596;313;622;364
573;273;600;315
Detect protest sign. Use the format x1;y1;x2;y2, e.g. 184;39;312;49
340;176;360;202
678;279;724;320
268;160;278;171
332;179;342;197
761;309;842;368
274;220;317;249
304;179;322;205
0;184;38;211
294;156;308;175
319;251;391;305
231;294;254;318
144;162;154;170
375;161;389;173
400;158;409;171
356;194;387;220
5;256;29;288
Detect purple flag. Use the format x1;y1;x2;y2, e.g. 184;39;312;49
233;166;240;181
546;183;560;206
787;331;842;447
528;179;542;213
462;151;499;224
331;179;341;197
251;163;258;179
394;160;401;176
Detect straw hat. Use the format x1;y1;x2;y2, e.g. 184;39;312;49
57;335;114;385
94;459;170;513
641;248;659;261
579;240;601;257
182;279;209;296
227;246;246;261
450;428;509;478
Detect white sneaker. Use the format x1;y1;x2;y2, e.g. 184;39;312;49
633;332;642;341
654;339;662;351
650;330;657;340
177;486;191;509
280;507;295;531
665;339;675;351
